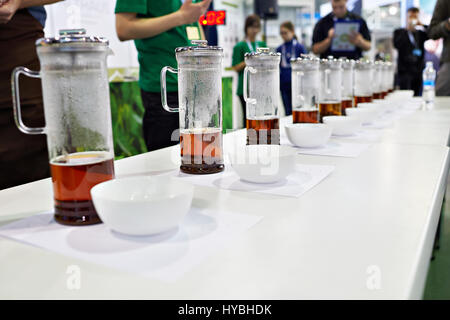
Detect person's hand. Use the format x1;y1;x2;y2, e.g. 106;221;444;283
406;19;419;31
327;28;335;40
178;0;212;25
349;30;363;46
0;0;21;24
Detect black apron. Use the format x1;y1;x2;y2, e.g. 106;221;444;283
0;9;49;189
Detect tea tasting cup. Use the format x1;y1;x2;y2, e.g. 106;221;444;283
284;123;332;148
228;145;296;184
345;107;378;125
322;116;362;136
357;102;385;117
91;176;194;236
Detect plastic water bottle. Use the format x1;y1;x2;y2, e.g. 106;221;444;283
422;61;436;107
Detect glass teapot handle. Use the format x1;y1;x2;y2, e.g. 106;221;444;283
324;68;332;95
11;67;45;135
296;71;305;105
161;66;179;112
243;66;257;105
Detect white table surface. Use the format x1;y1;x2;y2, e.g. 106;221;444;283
0;97;449;299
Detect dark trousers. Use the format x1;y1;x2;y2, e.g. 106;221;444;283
0;9;49;190
280;82;292;116
141;89;179;152
238;95;246;126
398;72;423;96
0;106;49;190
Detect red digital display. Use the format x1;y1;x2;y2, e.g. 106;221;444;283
199;10;226;26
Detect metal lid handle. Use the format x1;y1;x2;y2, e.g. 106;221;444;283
59;29;86;36
191;40;208;46
256;47;270;54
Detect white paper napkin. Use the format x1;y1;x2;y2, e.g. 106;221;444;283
363;119;394;129
333;129;382;141
174;164;334;198
0;208;262;283
281;136;370;158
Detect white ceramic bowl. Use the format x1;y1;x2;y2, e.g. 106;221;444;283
228;145;296;184
345;107;378;125
90;176;194;236
284;123;332;148
322;116;362;136
372;99;397;113
393;90;414;99
357;102;385;117
387;90;415;104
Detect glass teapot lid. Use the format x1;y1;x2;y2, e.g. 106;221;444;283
36;29;109;52
339;57;354;70
320;56;342;70
245;47;280;60
175;40;223;57
354;58;373;70
291;54;320;70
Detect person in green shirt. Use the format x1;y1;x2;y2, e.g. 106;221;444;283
232;14;266;126
115;0;211;152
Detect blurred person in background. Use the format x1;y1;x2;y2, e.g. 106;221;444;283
232;14;266;126
0;0;62;190
425;39;441;73
428;0;450;96
393;7;428;96
312;0;371;59
276;21;306;116
115;0;210;152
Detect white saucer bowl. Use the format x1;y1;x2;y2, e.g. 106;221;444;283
392;90;414;99
322;116;362;136
228;145;296;184
357;102;385;117
91;176;194;236
372;99;397;113
284;123;332;148
345;107;378;125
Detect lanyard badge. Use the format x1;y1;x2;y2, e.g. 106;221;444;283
246;40;259;53
281;39;297;68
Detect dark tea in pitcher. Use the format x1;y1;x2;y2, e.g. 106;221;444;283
292;109;319;123
341;99;353;115
354;95;372;106
373;92;382;99
50;151;115;225
246;118;280;145
180;128;224;174
319;102;341;121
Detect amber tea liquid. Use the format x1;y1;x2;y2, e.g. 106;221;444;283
341;99;353;115
292;109;319;123
373;92;382;99
50;151;115;226
318;101;341;122
354;95;373;106
180;128;224;174
246;117;280;145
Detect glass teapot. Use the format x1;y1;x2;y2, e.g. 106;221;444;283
318;56;342;121
12;29;115;226
373;61;383;99
340;58;354;115
291;55;320;123
381;61;394;96
161;40;224;174
243;48;281;145
354;59;374;105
